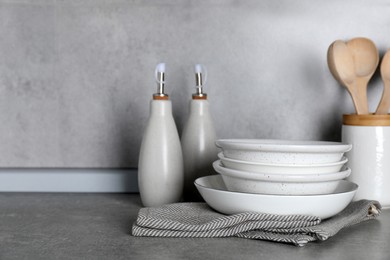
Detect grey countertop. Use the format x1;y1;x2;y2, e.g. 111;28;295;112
1;193;389;260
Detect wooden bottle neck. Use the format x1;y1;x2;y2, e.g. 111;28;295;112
192;94;207;100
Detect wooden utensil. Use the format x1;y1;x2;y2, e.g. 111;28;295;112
347;37;379;114
327;40;366;114
376;50;390;115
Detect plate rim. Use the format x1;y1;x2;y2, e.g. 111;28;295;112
218;152;348;168
213;160;352;182
215;139;352;153
194;175;358;198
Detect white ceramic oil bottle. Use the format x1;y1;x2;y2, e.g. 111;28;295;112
181;64;218;201
138;63;184;207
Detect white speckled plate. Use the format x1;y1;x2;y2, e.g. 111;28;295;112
213;160;351;195
215;139;352;164
218;152;348;174
194;175;358;219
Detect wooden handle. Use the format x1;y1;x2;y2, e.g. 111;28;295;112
354;77;370;114
345;81;368;115
376;49;390;115
376;80;390;115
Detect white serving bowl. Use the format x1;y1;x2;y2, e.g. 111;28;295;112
213;160;351;195
215;139;352;164
194;175;358;219
218;153;348;174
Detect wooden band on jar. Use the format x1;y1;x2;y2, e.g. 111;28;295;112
343;114;390;126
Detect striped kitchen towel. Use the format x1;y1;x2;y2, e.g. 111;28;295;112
132;200;381;246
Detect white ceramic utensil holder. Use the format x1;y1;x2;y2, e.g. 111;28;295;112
342;114;390;208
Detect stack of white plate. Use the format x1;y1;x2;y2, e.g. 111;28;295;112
214;139;352;195
194;139;358;219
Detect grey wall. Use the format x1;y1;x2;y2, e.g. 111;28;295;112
0;0;389;168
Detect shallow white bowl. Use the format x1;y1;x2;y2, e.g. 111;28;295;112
218;153;347;174
213;160;351;195
216;139;352;164
194;175;358;219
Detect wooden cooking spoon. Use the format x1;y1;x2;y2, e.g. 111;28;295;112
376;50;390;115
347;37;379;114
327;40;366;114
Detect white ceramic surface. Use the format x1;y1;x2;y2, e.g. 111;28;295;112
215;139;352;164
181;99;218;201
213;160;351;195
194;175;358;219
218;153;347;174
138;100;184;207
342;125;390;208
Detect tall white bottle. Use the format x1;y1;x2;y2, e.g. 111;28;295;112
138;63;184;207
181;64;218;201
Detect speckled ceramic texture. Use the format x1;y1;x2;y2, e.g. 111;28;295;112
221;174;341;195
222;150;347;164
216;139;351;164
195;175;358;218
342;125;390;208
138;100;184;207
218;153;348;174
213;160;351;195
